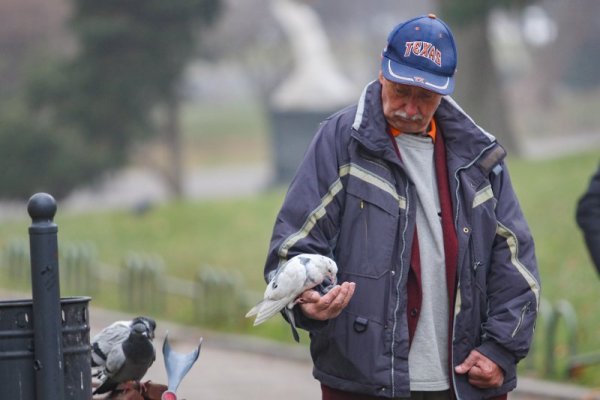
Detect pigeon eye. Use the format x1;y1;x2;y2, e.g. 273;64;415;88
272;283;278;289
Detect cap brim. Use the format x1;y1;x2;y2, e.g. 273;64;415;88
381;57;454;95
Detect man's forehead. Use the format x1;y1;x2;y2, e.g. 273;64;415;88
385;78;439;96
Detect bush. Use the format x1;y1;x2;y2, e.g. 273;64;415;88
0;108;111;200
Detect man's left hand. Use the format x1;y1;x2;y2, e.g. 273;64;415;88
297;281;355;320
454;349;504;389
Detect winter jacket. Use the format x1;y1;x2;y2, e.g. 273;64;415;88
576;163;600;275
263;80;540;399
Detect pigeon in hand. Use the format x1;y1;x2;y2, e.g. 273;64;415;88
246;253;338;329
91;316;157;395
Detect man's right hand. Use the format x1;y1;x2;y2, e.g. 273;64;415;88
297;281;355;320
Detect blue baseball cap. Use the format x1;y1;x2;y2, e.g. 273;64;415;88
381;14;457;95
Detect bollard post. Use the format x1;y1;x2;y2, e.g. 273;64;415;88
28;192;66;400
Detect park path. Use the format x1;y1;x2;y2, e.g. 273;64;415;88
0;131;597;220
89;307;600;400
1;273;599;399
89;307;321;400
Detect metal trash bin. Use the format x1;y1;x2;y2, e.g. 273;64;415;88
0;296;91;399
269;108;335;185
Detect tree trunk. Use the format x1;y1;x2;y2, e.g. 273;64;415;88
164;95;184;198
525;1;600;107
450;18;519;155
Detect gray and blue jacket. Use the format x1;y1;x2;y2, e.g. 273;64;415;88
263;80;540;399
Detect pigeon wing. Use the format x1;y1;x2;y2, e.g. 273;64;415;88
91;321;130;368
249;259;307;325
93;344;125;395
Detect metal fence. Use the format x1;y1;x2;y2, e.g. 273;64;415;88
0;238;258;330
4;235;598;380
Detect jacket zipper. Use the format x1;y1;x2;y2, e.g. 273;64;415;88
512;301;531;337
450;142;497;400
390;180;410;397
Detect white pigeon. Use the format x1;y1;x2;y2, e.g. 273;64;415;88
91;316;156;395
246;253;338;326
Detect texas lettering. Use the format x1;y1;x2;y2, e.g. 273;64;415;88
404;41;442;66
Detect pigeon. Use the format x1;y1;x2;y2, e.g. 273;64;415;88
91;316;157;395
246;253;338;329
162;332;203;396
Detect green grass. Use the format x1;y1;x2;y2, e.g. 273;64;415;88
181;100;269;140
4;189;287;288
134;101;272;168
1;149;600;384
507;151;600;384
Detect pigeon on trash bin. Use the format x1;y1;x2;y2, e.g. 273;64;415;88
246;253;338;328
91;316;157;395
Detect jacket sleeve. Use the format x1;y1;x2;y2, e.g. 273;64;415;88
263;116;347;332
476;162;541;374
576;164;600;275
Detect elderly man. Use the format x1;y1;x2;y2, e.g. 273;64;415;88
262;14;540;399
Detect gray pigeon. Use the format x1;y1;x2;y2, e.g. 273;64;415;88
246;253;338;326
91;316;156;395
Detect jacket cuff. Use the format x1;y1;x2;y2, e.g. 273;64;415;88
476;340;517;375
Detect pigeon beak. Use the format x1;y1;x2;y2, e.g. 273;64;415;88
143;330;154;340
329;272;337;286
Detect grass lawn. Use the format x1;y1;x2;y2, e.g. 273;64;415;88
0;143;599;385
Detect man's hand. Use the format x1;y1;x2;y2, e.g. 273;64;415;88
455;350;504;389
297;282;355;320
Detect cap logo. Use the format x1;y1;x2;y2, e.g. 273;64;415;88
404;41;442;67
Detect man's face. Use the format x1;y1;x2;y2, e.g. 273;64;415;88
378;72;442;133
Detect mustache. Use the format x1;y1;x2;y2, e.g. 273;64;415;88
392;111;424;121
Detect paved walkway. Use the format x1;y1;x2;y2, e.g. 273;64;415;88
0;132;598;220
2;290;600;399
91;306;600;400
89;307;320;400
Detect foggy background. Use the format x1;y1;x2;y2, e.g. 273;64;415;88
0;0;599;209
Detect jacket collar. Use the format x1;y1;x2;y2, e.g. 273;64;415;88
434;96;501;168
351;80;503;169
351;80;402;166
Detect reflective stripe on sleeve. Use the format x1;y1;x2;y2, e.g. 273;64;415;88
496;222;541;309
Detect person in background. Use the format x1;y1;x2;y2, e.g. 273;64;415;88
576;163;600;275
262;14;540;400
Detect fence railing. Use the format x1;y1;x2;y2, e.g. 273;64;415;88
3;237;599;380
0;239;260;330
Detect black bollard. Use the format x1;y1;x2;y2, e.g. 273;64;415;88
28;193;66;400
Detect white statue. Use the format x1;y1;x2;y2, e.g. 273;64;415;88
270;0;356;111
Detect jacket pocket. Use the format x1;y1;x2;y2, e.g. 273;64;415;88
337;175;400;279
311;310;388;387
340;270;391;325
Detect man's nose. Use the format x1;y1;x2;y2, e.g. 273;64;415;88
404;98;419;117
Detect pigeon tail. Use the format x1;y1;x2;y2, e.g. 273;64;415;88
251;298;291;326
283;308;300;342
93;377;120;395
245;303;261;318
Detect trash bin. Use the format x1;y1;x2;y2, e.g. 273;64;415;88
269;108;337;185
0;296;91;400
